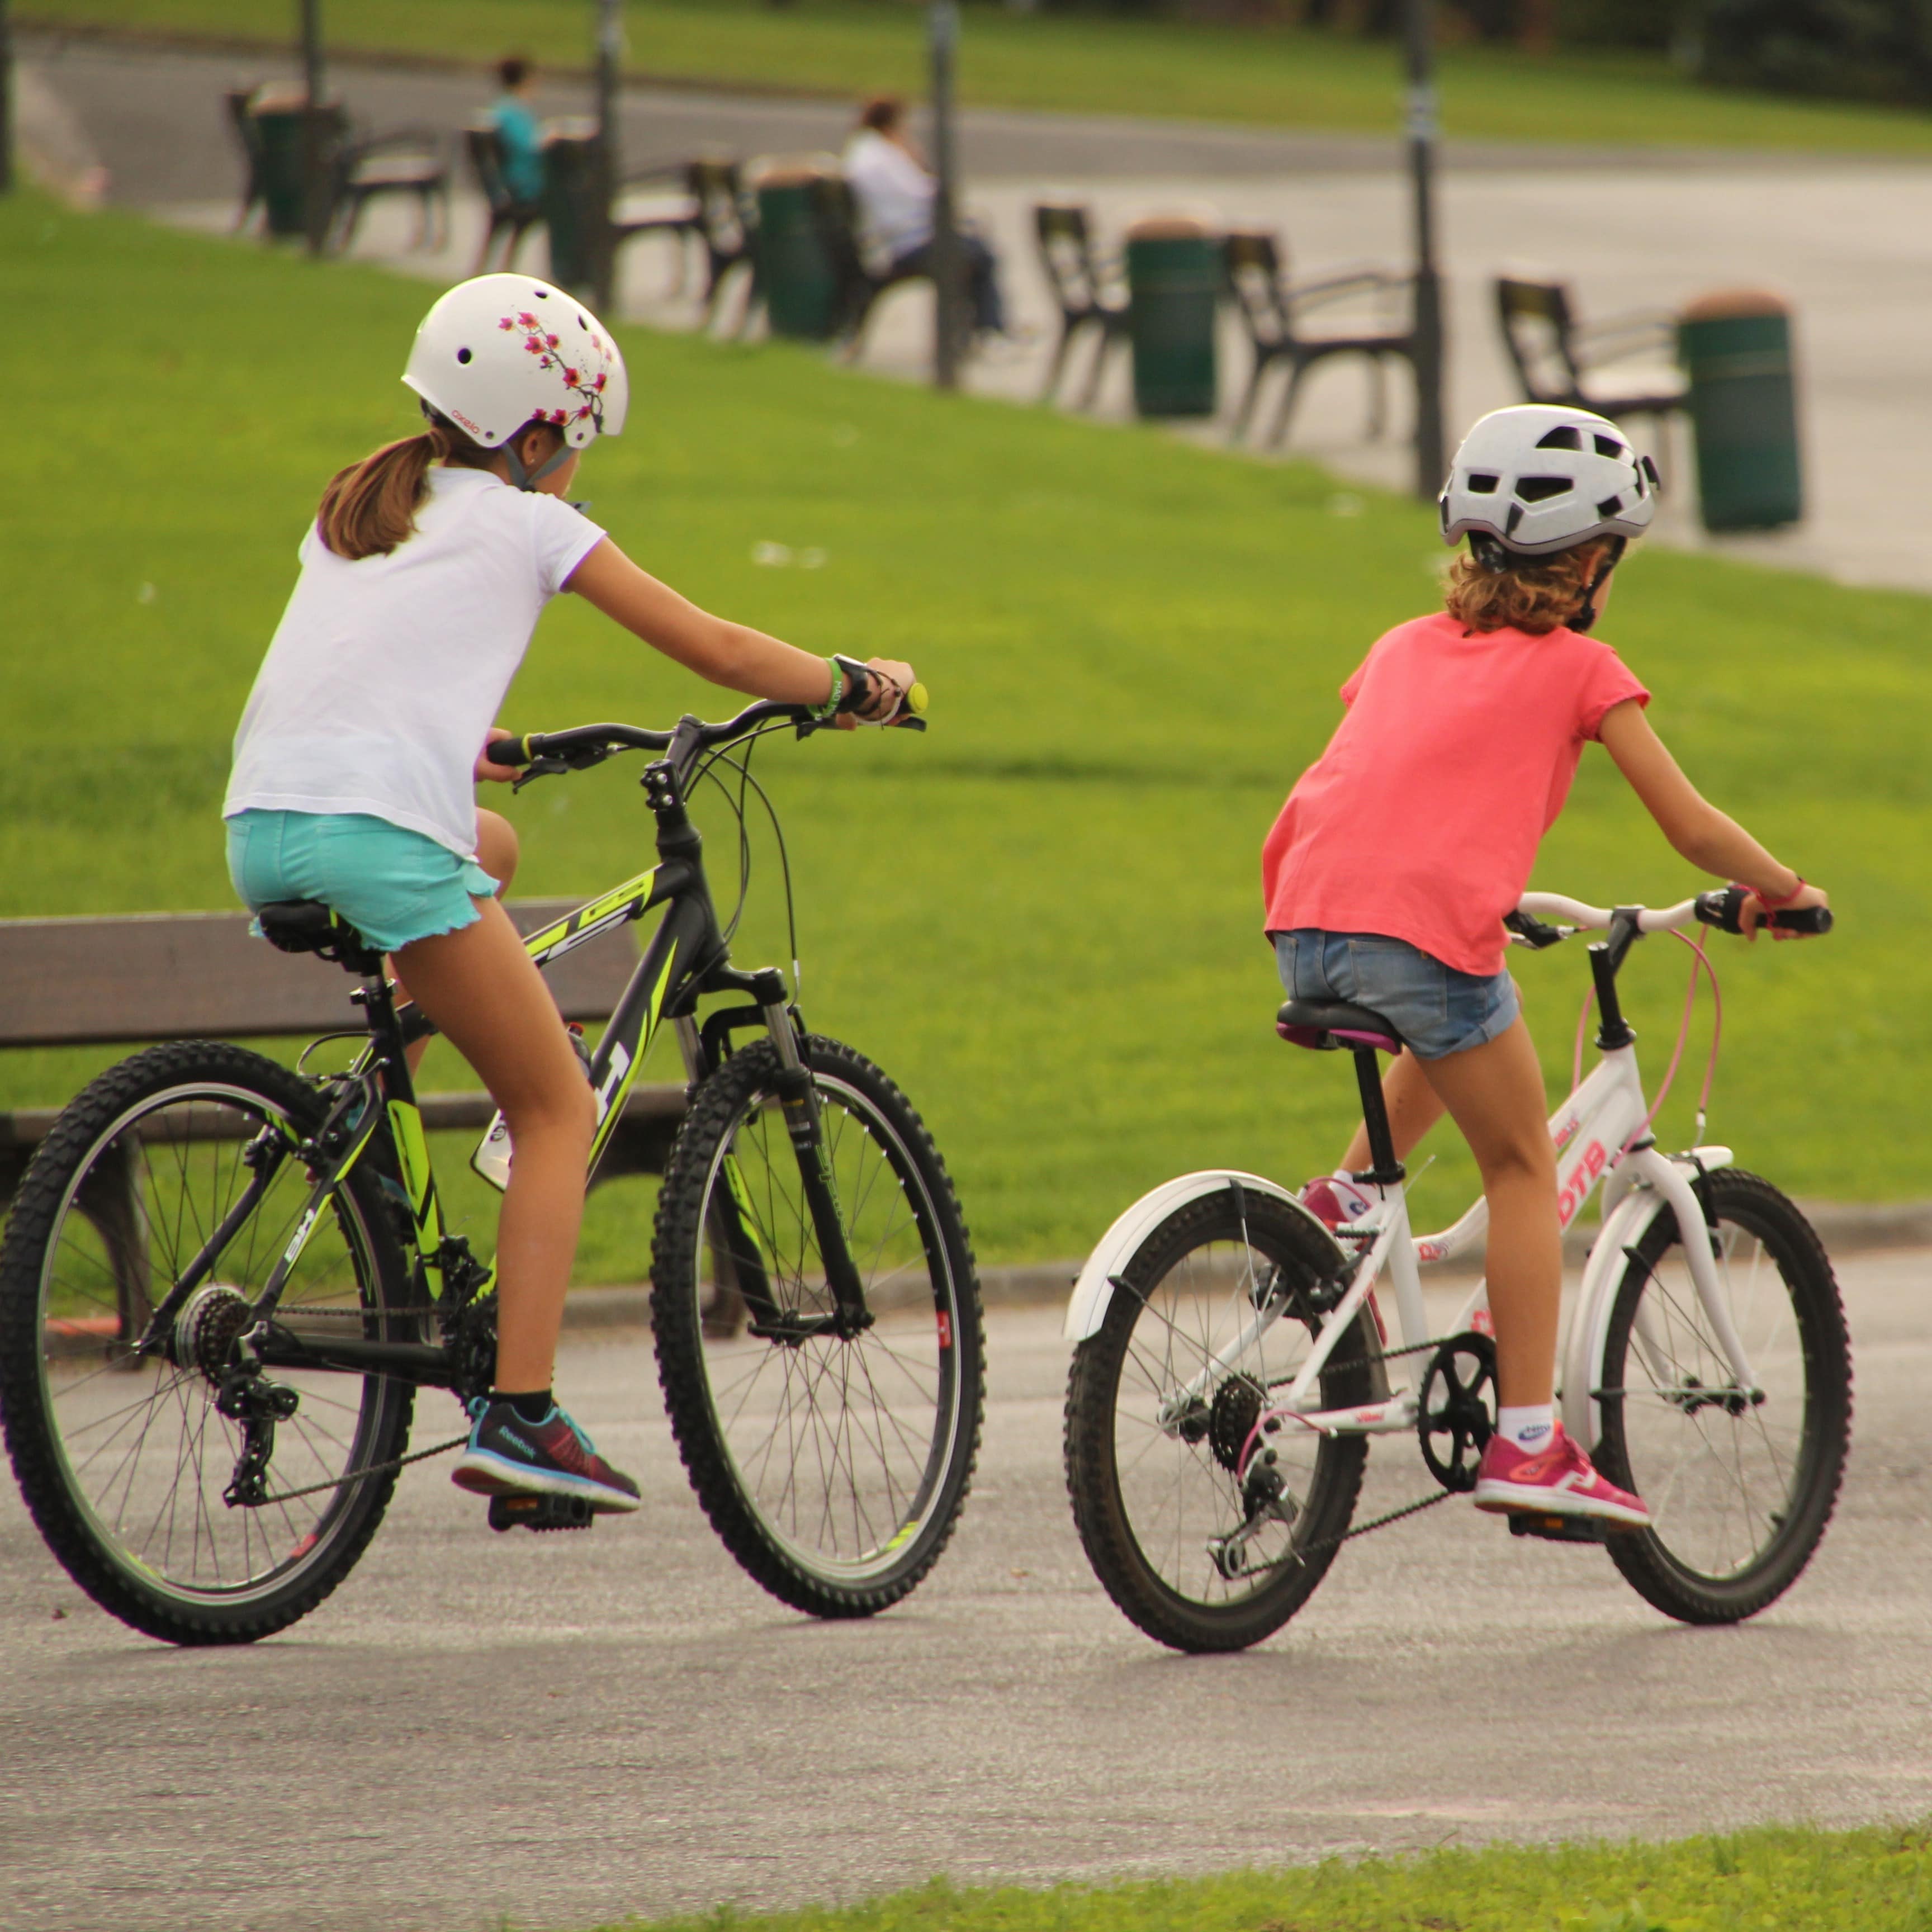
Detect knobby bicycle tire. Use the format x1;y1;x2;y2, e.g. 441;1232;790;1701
0;1042;416;1645
1064;1190;1375;1654
650;1034;984;1617
1593;1167;1850;1625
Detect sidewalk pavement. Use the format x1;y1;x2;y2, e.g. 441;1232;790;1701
25;30;1932;595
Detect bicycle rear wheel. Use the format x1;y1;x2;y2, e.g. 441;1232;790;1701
651;1034;983;1617
0;1043;416;1645
1063;1190;1374;1653
1592;1168;1850;1624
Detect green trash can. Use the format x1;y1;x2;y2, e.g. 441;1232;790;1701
1124;216;1220;419
755;168;840;342
1679;289;1802;532
252;98;342;239
542;129;603;294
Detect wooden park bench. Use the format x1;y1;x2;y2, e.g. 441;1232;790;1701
0;902;688;1215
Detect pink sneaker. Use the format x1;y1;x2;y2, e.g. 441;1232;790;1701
1299;1174;1379;1230
1472;1424;1649;1531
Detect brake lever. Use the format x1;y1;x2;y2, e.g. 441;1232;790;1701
1503;908;1565;949
510;756;571;793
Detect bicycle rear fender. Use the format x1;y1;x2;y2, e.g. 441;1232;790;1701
1063;1171;1327;1342
1561;1144;1734;1450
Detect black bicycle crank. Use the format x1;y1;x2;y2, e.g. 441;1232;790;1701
1417;1331;1498;1494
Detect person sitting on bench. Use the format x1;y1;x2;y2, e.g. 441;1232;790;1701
842;94;1009;342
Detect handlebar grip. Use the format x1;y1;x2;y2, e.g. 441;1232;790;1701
484;733;532;767
903;681;929;718
1772;905;1833;935
1696;887;1831;936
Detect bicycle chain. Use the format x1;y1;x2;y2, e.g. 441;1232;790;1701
1235;1323;1486;1570
253;1431;469;1508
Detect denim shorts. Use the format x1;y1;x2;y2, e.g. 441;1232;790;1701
226;809;499;955
1272;928;1520;1061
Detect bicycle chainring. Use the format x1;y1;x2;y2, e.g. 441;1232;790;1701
1417;1332;1498;1494
441;1288;499;1406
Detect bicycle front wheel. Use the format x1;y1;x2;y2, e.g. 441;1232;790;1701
1592;1167;1851;1624
1063;1190;1374;1653
650;1034;983;1617
0;1043;416;1645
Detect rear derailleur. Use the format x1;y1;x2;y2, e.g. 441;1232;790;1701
216;1357;301;1509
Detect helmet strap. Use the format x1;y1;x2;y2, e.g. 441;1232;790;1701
1569;535;1628;634
501;429;574;493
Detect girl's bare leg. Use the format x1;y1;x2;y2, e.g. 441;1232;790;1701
393;809;520;1076
392;895;592;1394
1406;1017;1560;1406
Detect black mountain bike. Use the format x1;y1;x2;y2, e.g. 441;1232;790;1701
0;692;984;1645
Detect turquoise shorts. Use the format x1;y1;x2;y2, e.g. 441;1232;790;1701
226;809;499;955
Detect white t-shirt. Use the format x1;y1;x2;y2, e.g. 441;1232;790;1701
842;130;935;259
224;467;605;857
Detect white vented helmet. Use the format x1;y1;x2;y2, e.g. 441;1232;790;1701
402;274;628;457
1439;404;1658;557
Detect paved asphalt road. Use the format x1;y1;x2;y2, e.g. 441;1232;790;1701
3;1252;1930;1932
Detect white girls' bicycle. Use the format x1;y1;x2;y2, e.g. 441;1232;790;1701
1062;887;1848;1652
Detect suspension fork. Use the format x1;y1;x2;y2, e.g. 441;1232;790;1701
761;997;869;1325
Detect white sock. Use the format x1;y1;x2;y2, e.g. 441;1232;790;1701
1497;1405;1556;1453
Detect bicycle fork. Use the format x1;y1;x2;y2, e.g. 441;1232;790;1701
675;998;872;1339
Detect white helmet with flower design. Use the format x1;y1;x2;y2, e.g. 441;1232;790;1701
402;274;628;486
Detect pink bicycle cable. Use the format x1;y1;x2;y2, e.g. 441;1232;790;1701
1571;929;1724;1155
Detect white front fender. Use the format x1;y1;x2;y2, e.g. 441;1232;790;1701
1063;1171;1324;1342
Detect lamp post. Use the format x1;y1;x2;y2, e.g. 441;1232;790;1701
1;0;15;196
1403;0;1446;501
591;0;623;314
299;0;328;255
927;0;964;391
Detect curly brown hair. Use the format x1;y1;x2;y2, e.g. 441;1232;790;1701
1443;539;1609;636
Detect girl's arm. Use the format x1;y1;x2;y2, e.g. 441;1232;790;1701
1598;699;1828;939
564;537;912;714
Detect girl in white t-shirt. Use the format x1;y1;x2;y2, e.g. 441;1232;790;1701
225;275;913;1514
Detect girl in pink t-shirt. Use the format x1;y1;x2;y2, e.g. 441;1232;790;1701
1264;404;1829;1528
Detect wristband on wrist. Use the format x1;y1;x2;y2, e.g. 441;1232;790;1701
811;656;845;721
1750;874;1806;911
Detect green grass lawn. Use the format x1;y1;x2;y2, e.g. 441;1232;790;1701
564;1822;1932;1932
27;0;1932;155
4;188;1927;1280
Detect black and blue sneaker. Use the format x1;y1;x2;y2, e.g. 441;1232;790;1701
452;1398;641;1513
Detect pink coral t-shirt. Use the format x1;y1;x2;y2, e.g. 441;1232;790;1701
1261;612;1649;977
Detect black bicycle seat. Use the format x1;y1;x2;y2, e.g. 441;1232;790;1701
1276;998;1405;1055
256;901;383;975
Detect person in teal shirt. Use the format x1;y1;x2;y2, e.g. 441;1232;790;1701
487;57;544;205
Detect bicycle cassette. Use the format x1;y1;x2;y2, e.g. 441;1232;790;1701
1417;1332;1497;1494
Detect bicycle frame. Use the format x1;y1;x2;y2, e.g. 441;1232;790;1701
1075;893;1765;1457
132;719;863;1385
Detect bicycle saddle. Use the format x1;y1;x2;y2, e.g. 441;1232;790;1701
1276;998;1405;1055
256;900;384;974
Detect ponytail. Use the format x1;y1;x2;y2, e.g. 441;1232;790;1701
315;411;503;561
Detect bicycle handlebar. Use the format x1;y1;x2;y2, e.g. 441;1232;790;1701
488;678;930;780
1516;891;1832;938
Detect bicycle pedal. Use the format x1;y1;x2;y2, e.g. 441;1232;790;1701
486;1493;596;1533
1507;1510;1612;1545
